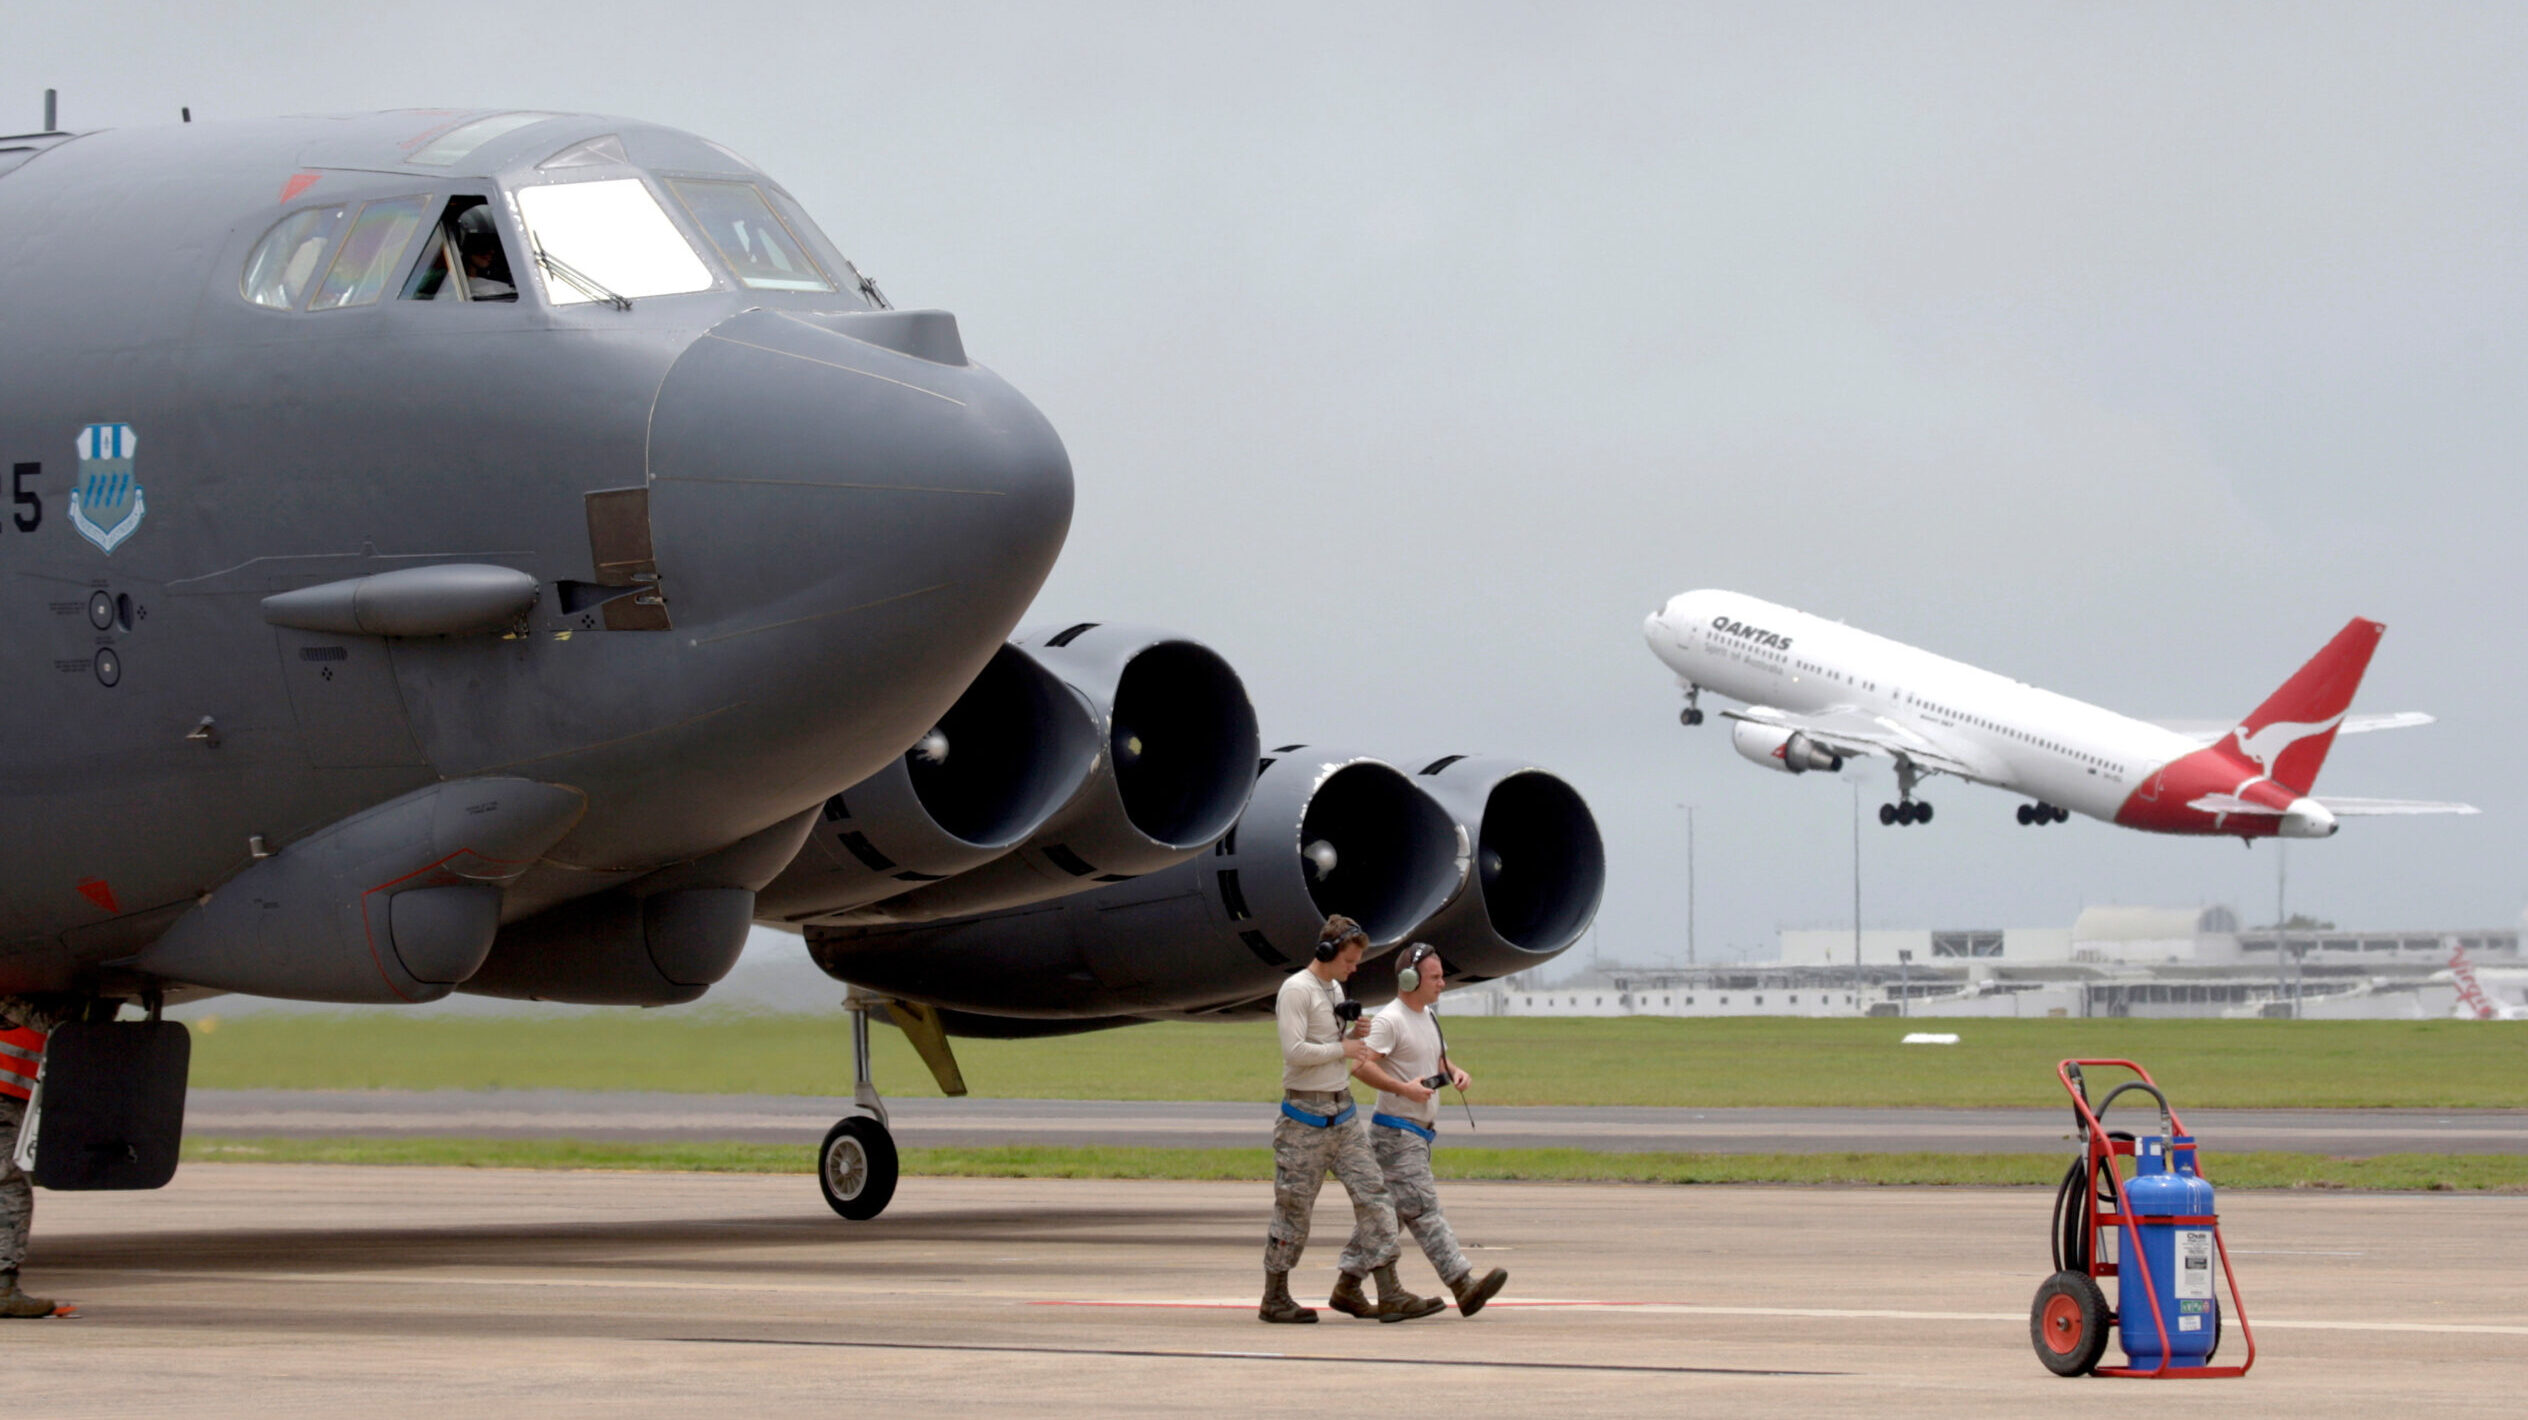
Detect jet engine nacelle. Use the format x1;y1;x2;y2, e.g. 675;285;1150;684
802;749;1463;1018
753;643;1103;925
133;778;586;1004
813;624;1261;925
1363;755;1604;987
1731;719;1843;774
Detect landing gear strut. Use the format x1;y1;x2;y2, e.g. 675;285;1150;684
1879;760;1932;826
820;1001;901;1220
1676;684;1704;727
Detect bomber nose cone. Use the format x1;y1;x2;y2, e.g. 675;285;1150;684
645;308;1074;663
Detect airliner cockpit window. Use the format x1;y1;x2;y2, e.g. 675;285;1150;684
241;206;348;310
515;178;715;306
667;179;834;292
306;196;431;311
402;197;519;302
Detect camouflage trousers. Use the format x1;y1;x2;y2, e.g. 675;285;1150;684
1264;1107;1398;1277
1371;1122;1469;1287
0;1097;28;1273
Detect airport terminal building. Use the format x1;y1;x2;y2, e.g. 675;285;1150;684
1465;906;2526;1020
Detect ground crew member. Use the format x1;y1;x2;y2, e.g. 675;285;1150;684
1365;942;1509;1316
1260;915;1445;1325
0;997;68;1319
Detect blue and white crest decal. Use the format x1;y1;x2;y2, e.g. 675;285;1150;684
69;423;147;554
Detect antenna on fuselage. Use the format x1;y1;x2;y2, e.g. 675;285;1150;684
43;88;57;133
182;106;192;123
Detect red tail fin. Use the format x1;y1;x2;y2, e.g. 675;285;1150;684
2226;618;2382;793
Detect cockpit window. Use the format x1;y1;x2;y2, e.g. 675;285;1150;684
402;197;518;302
306;196;431;310
516;179;715;305
409;112;552;167
667;179;834;292
241;206;348;310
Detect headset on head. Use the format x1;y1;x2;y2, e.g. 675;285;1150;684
1314;915;1367;963
1396;941;1440;994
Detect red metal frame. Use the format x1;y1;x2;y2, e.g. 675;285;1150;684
2054;1058;2256;1378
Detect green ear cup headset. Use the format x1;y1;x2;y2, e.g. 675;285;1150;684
1396;941;1440;993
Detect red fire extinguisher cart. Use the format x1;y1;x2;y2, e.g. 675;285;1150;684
2031;1058;2256;1378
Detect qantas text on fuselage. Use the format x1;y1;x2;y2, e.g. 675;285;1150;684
1643;590;2475;837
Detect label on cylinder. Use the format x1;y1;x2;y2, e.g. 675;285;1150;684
2177;1229;2214;1299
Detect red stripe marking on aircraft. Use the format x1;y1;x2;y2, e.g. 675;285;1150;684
75;878;119;914
279;172;320;202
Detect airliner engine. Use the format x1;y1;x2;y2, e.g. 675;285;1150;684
1731;719;1842;774
801;749;1464;1019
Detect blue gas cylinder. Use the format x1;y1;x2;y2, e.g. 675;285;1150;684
2119;1134;2218;1368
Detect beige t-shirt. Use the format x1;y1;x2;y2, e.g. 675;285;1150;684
1366;999;1443;1125
1276;969;1352;1093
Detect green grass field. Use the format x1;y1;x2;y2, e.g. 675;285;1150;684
178;1136;2528;1191
183;1012;2528;1108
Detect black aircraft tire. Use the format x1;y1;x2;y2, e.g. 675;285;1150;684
2017;804;2033;825
1879;803;1898;826
1916;801;1933;824
2031;1270;2111;1377
819;1116;900;1221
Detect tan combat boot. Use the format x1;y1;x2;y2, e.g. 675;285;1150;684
1327;1270;1375;1319
1450;1267;1508;1317
1370;1262;1445;1323
1258;1270;1317;1324
0;1272;59;1319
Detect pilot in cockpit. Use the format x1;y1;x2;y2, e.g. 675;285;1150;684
455;205;516;301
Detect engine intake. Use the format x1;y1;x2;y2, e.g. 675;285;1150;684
1731;719;1843;774
816;624;1260;925
1367;756;1604;985
802;749;1462;1018
755;643;1101;923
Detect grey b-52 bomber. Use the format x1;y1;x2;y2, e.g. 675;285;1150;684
0;108;1603;1217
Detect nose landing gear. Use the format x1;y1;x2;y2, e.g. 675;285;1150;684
2018;803;2071;826
1676;685;1705;727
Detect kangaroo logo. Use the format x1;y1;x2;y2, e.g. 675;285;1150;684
2229;713;2344;776
68;423;148;554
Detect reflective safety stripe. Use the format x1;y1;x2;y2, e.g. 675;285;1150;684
1279;1100;1357;1129
1372;1112;1436;1143
0;1038;44;1065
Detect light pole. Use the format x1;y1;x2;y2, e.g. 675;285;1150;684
1898;948;1912;1018
1675;803;1697;966
1851;778;1863;982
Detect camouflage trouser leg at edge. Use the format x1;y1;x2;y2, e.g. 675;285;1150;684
1372;1125;1469;1286
0;1098;29;1274
1265;1114;1399;1276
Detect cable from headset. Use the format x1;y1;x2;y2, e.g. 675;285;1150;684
1429;1007;1476;1132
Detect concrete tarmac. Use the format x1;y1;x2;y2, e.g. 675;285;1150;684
189;1090;2528;1154
13;1165;2525;1416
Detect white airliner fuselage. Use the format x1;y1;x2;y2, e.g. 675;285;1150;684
1642;590;2469;837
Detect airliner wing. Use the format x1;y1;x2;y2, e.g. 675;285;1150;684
2156;711;2435;745
2188;793;2477;816
1722;706;1981;778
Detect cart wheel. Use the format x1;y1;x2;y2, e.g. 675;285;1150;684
2031;1270;2110;1376
818;1116;899;1221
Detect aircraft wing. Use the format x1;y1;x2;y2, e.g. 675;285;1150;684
2187;793;2478;816
1723;705;1983;778
2156;711;2435;746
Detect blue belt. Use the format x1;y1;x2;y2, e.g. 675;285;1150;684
1372;1112;1436;1142
1280;1100;1356;1129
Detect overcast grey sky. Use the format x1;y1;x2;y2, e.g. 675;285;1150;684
13;4;2522;976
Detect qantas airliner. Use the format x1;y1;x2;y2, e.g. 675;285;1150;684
1643;590;2476;838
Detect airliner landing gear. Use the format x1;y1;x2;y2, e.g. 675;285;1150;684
1677;685;1705;727
821;1001;901;1220
2017;803;2070;826
1880;761;1932;826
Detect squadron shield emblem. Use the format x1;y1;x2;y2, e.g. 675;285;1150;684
69;423;148;554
